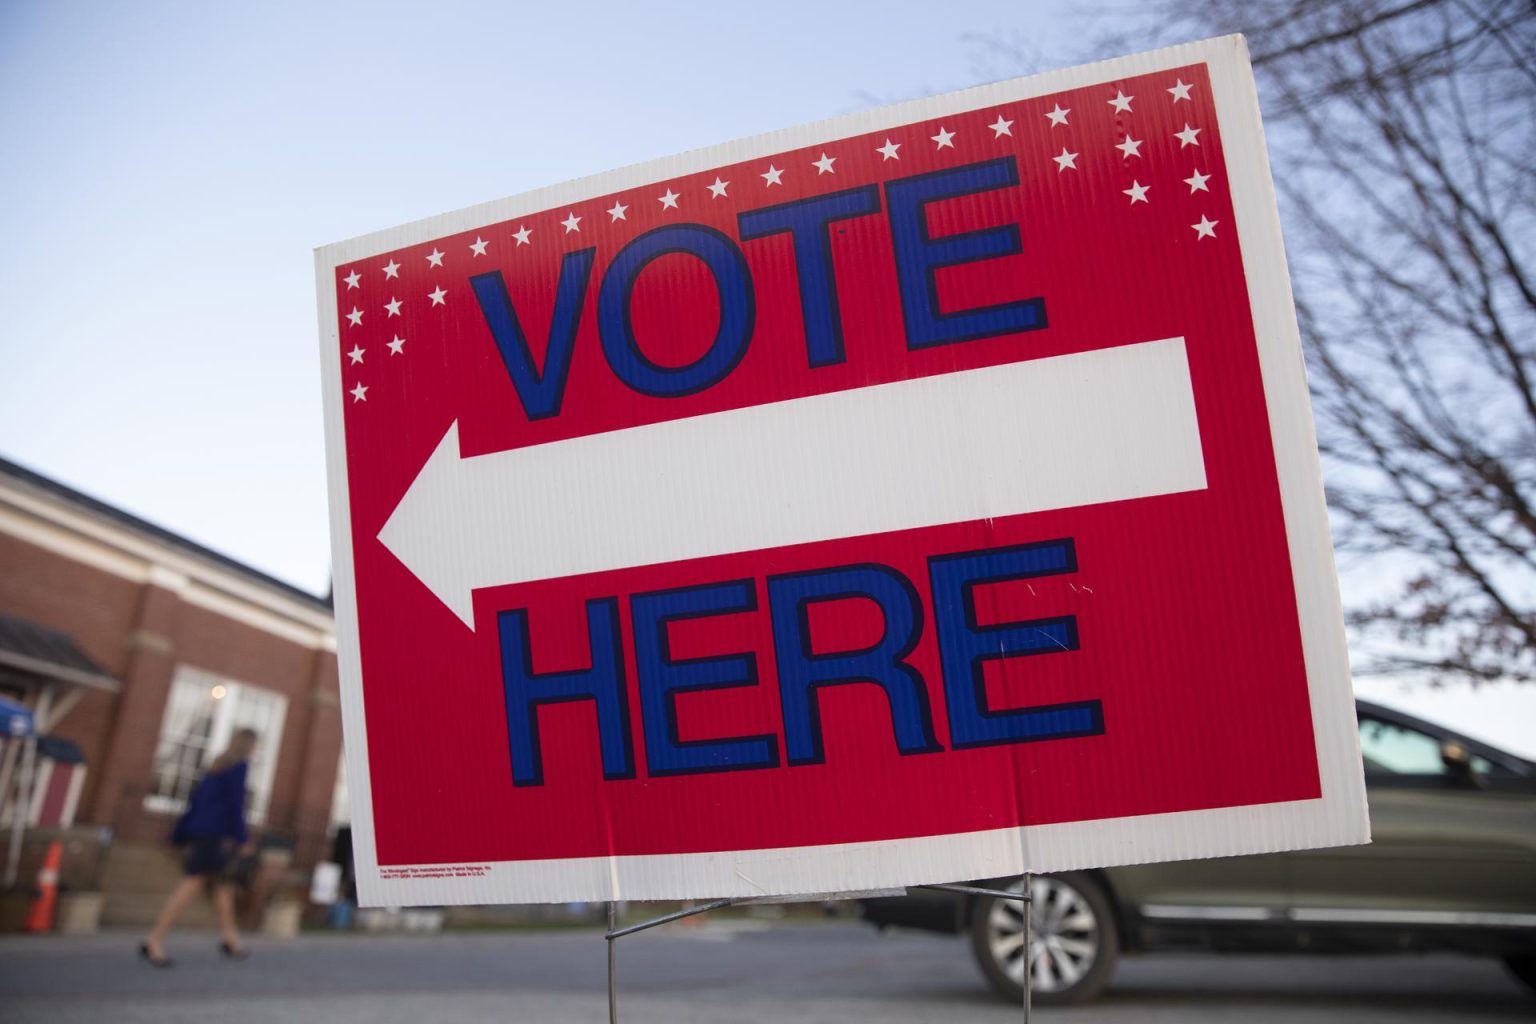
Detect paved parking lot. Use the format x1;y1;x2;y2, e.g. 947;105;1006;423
1;923;1531;1023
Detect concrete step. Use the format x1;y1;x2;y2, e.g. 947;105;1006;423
101;890;219;929
100;843;185;895
97;841;222;928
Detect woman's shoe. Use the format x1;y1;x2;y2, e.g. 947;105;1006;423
138;941;173;968
219;940;250;960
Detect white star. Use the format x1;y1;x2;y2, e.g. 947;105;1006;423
343;270;361;289
429;285;447;305
812;153;836;175
387;335;406;355
1184;169;1212;193
1123;180;1150;204
1115;136;1144;159
1053;147;1078;172
426;248;444;267
347;344;365;364
707;178;729;198
1175;123;1202;148
1191;215;1219;239
1108;90;1134;114
469;237;488;257
877;138;901;161
1168;79;1193;103
761;164;784;186
930;126;956;149
350;383;368;403
561;212;581;233
989;115;1014;138
384;296;402;317
607;200;629;221
346;307;364;327
1044;104;1070;127
381;260;400;279
513;225;532;246
658;188;680;209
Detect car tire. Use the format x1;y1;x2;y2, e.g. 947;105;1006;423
967;872;1120;1006
1506;956;1536;995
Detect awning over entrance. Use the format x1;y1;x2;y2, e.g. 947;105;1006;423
0;615;120;885
0;694;33;738
0;615;120;696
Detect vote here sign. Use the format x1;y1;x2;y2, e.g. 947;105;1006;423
316;36;1368;907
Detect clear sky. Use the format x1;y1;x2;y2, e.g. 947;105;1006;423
1;0;1082;595
2;0;1531;754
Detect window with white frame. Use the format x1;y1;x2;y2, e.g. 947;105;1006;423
145;667;288;825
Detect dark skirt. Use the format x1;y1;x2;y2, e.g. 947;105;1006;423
182;834;232;877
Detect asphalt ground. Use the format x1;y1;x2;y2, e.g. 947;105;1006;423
1;921;1531;1023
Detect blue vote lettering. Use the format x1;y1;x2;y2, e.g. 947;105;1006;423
494;539;1096;786
471;158;1044;415
767;564;941;765
929;540;1103;748
631;580;778;776
497;598;633;787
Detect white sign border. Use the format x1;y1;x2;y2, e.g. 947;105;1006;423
316;33;1367;907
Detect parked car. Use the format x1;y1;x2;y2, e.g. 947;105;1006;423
859;699;1536;1005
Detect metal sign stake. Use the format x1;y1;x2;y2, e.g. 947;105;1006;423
1025;872;1033;1023
603;882;1031;1022
917;879;1033;1023
606;901;617;1024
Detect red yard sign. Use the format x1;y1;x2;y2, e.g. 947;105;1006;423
317;36;1367;906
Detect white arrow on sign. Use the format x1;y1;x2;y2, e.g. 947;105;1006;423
378;336;1207;629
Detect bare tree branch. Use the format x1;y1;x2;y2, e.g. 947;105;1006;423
1033;0;1536;682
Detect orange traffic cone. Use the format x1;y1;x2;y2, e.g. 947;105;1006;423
23;839;62;933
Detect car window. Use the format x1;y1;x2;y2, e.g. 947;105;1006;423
1358;713;1528;781
1358;717;1445;775
1470;753;1518;778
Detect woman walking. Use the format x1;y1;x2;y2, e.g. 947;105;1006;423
140;728;258;966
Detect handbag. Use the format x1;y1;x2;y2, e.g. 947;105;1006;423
222;850;259;890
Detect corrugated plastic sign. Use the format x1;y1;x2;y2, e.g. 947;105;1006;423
316;35;1369;907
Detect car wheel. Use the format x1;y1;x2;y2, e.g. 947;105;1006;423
1506;956;1536;994
967;872;1119;1006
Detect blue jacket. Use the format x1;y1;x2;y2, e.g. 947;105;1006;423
172;762;249;845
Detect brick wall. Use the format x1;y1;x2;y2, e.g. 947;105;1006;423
0;534;135;814
0;514;341;862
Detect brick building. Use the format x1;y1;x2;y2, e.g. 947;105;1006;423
0;456;343;925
